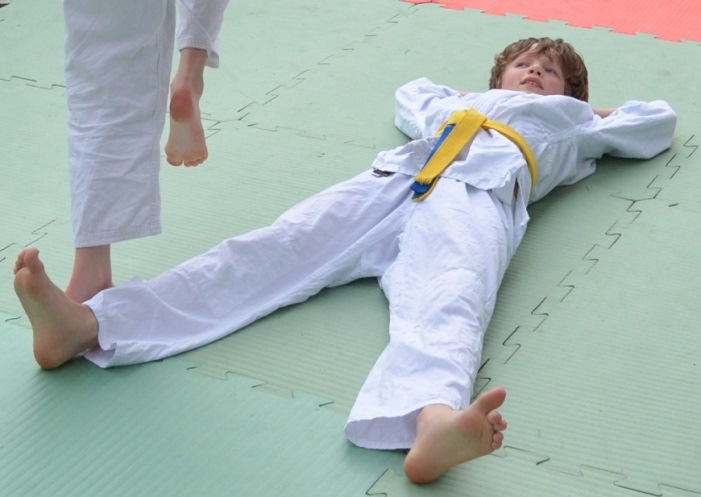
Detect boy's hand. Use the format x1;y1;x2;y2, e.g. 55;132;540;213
593;107;616;118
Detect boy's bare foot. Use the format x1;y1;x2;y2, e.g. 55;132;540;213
404;387;507;484
164;48;208;167
14;248;99;369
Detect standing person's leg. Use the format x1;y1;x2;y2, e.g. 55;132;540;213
165;0;230;167
16;170;415;369
345;181;517;483
64;0;176;302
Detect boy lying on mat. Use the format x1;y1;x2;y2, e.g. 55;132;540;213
15;37;675;483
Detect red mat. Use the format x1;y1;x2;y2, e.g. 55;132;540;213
404;0;701;43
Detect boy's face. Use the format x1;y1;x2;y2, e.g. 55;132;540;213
499;47;566;97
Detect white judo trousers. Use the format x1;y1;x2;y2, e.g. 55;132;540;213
64;0;228;247
84;169;518;449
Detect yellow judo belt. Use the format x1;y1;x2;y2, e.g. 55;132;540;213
411;109;539;201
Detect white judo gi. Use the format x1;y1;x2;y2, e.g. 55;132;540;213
65;0;229;247
82;78;676;450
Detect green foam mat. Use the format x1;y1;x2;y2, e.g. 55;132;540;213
1;0;700;495
0;321;401;497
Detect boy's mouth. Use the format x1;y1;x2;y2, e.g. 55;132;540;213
521;77;543;89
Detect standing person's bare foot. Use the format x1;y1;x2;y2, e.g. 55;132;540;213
165;48;208;167
65;245;114;303
403;387;508;484
14;248;99;369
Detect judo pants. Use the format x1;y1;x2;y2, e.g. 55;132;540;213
84;170;519;450
64;0;229;247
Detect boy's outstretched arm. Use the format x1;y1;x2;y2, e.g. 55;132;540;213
585;100;676;160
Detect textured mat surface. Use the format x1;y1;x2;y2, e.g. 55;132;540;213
0;321;400;497
1;0;700;496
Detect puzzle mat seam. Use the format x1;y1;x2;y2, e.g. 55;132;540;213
369;446;701;497
475;131;698;386
3;4;699;495
0;3;419;147
215;7;419;136
1;218;61;323
177;134;700;497
210;5;701;151
195;18;701;482
98;8;701;445
402;0;701;45
471;133;700;497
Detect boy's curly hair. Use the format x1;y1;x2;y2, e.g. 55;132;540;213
489;37;589;102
